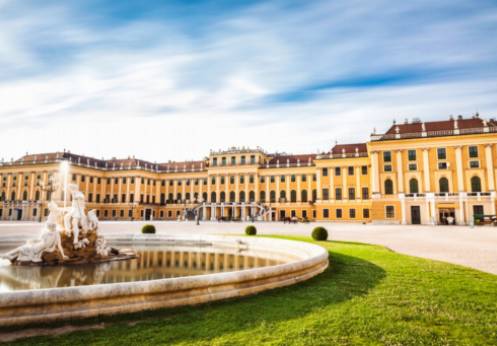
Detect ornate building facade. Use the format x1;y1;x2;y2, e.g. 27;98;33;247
1;115;496;225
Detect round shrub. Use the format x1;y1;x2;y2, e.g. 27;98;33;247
311;226;328;241
142;224;156;234
245;225;257;236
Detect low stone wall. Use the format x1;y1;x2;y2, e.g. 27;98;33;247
0;236;329;326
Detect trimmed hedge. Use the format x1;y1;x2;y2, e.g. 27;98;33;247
245;225;257;236
311;226;328;241
142;224;156;234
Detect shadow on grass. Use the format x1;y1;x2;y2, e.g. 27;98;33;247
7;249;386;345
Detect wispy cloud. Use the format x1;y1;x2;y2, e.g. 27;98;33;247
0;0;497;161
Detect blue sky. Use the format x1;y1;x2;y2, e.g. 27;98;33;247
1;0;497;161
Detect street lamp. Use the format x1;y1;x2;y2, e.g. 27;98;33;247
59;160;70;208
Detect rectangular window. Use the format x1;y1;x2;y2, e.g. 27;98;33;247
335;167;341;176
302;175;307;182
250;155;256;164
383;151;392;162
385;206;395;218
241;156;246;164
121;194;126;203
88;193;93;203
231;156;236;165
249;176;254;184
438;162;448;170
240;176;245;184
322;168;328;177
469;146;478;158
408;163;417;171
212;158;217;166
363;208;370;218
221;157;226;166
230;176;235;184
335;188;342;200
361;166;368;175
384;165;392;172
348;166;354;176
260;176;265;183
348;188;355;200
362;187;369;200
322;188;329;200
323;209;329;218
408;150;416;161
336;208;342;218
280;175;285;182
130;194;134;202
96;194;101;203
291;175;296;182
469;160;480;168
270;176;275;183
437;148;446;160
349;208;356;218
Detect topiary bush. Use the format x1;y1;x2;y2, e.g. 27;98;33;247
245;225;257;236
142;224;156;234
311;226;328;241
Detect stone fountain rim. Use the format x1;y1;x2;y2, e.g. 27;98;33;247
0;235;328;306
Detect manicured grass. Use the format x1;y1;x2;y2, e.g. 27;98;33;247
7;237;497;345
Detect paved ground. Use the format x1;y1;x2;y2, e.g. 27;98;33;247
1;221;497;275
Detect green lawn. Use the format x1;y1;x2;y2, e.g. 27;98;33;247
7;237;497;346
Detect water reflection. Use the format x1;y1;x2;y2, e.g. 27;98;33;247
0;246;284;292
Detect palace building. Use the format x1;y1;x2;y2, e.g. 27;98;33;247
1;115;496;225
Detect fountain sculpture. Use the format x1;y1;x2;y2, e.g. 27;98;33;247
1;184;135;266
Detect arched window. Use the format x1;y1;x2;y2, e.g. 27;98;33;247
47;191;52;201
239;191;245;202
35;190;40;201
0;191;5;201
409;178;419;194
22;190;28;201
210;192;217;203
11;191;16;201
259;191;266;202
439;177;449;193
176;193;182;202
229;191;236;202
471;176;482;193
220;191;226;202
312;189;317;201
185;192;191;201
301;190;308;202
249;191;255;202
290;190;297;203
384;179;394;195
202;192;208;202
270;191;276;202
168;193;174;203
280;190;286;202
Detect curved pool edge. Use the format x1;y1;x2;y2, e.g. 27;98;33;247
0;235;329;326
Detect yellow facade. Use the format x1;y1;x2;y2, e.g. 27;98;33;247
1;116;496;225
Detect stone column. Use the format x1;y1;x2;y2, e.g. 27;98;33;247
285;175;290;202
455;146;465;192
182;179;187;200
400;193;406;224
235;175;240;203
422;148;431;192
265;177;269;203
215;175;220;203
206;177;211;202
485;144;495;191
254;175;259;203
316;170;322;200
396;150;404;193
297;175;302;202
342;167;347;200
355;166;361;200
276;176;280;202
329;168;335;200
29;172;35;200
134;177;141;204
371;151;380;197
126;178;131;203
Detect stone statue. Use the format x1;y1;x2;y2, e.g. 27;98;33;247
64;184;90;249
2;202;68;263
1;186;135;266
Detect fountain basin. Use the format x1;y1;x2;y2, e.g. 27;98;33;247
0;235;328;326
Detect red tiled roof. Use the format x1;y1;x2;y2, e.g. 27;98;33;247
331;143;367;155
267;154;316;165
384;116;497;135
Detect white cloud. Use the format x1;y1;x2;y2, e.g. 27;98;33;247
0;0;497;162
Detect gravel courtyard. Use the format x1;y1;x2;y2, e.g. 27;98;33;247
1;221;496;275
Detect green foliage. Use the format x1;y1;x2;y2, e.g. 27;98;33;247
245;225;257;236
311;226;328;241
10;238;497;346
141;224;156;234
